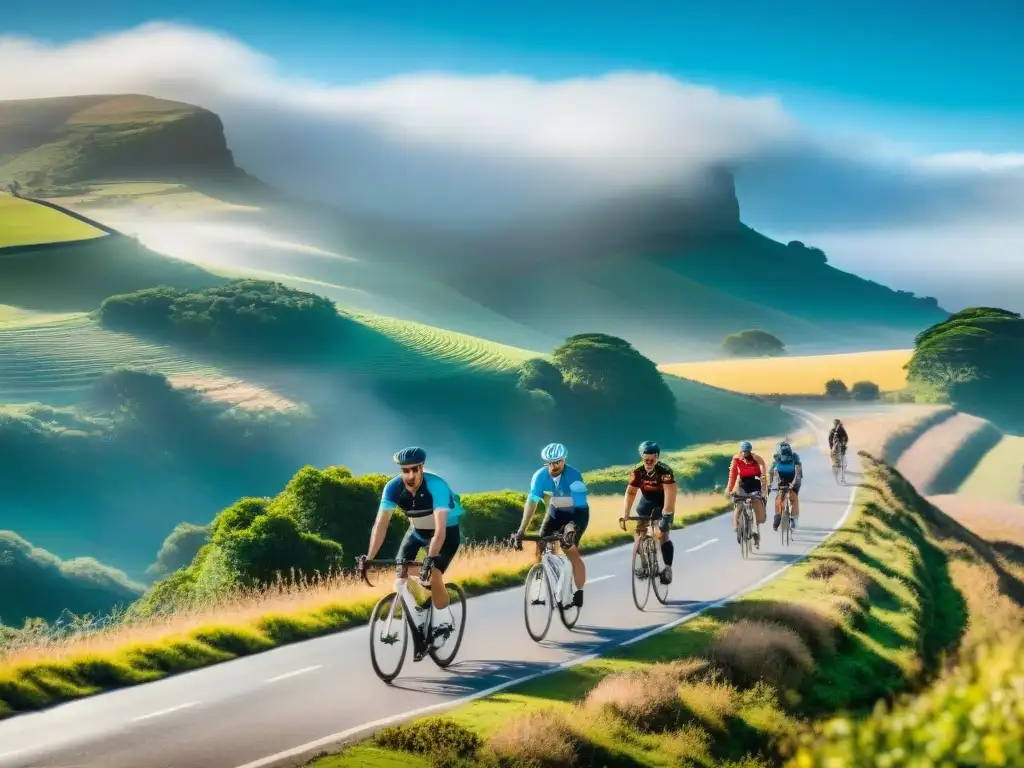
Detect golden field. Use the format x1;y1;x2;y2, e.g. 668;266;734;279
660;349;913;395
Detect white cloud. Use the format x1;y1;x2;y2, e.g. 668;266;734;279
1;22;1021;309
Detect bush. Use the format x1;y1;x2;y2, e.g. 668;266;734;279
97;279;349;360
218;512;344;586
459;491;528;544
488;710;581;767
850;381;881;401
147;523;211;578
584;668;686;732
722;329;786;357
375;717;482;763
824;379;849;398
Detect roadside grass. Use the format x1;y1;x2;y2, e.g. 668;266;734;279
957;434;1024;504
0;493;729;717
879;406;955;463
314;455;1023;768
0;195;104;247
895;413;997;494
659;349;912;396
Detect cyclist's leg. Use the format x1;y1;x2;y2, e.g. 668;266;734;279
657;511;674;583
634;497;655;557
536;511;560;562
563;507;588;599
791;484;801;524
428;524;461;610
397;526;429;607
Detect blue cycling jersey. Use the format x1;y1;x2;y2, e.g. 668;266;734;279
379;472;463;532
771;451;802;481
528;465;589;511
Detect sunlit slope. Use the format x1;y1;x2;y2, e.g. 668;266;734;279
661;349;913;395
0;195;104;247
957;434;1024;504
0;309;541;402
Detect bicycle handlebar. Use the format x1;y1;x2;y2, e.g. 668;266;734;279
618;514;661;531
355;557;427;587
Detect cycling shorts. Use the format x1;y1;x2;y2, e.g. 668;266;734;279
539;506;590;547
397;524;461;573
776;472;801;494
636;497;673;533
736;476;763;495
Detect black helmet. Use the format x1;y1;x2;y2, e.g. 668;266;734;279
638;440;660;456
394;446;427;466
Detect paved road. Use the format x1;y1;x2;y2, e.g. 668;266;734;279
0;413;860;768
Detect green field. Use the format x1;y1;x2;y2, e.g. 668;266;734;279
0;195;104;247
958;434;1024;503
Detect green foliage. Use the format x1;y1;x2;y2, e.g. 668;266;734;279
906;307;1024;428
374;717;483;762
97;279;349;360
824;378;849;398
218;512;343;586
0;531;143;625
584;448;733;494
849;380;880;401
722;328;786;358
791;632;1024;767
458;491;548;543
517;357;565;396
786;240;828;264
147;523;211;578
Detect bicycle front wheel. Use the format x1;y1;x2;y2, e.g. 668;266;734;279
369;592;408;684
429;583;467;668
650;537;670;605
524;562;553;642
631;538;652;610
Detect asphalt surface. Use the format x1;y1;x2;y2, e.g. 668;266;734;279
0;412;861;768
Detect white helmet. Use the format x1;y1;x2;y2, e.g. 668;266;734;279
541;443;568;462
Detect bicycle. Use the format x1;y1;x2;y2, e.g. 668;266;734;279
731;491;761;559
357;556;467;684
619;513;669;610
832;443;848;485
774;484;796;546
510;527;580;642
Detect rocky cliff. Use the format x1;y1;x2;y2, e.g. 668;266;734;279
0;94;242;188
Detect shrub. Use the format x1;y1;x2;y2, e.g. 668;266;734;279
459;491;529;544
147;523;211;578
488;710;580;767
707;619;814;690
722;329;786;357
375;717;482;763
584;668;685;732
824;379;849;398
850;380;881;401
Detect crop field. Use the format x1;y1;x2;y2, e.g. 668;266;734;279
660;348;913;395
0;195;105;247
957;434;1024;503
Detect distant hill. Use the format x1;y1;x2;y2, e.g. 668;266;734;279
0;93;948;358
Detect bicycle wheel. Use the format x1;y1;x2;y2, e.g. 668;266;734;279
738;509;749;559
781;503;790;546
429;583;467;668
631;537;652;611
369;592;408;684
650;537;670;605
558;585;580;630
840;452;847;485
523;562;553;642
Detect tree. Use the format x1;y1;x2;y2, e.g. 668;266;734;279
906;307;1024;426
850;381;881;401
722;329;786;358
517;358;565;398
824;379;849;398
147;523;211;578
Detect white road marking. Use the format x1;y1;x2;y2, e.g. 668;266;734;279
234;468;858;768
266;665;322;683
684;538;718;553
585;574;615;585
131;702;199;722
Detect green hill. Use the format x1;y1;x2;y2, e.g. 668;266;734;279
0;94;947;360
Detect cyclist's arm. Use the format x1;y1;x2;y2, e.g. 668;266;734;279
517;469;547;534
794;455;803;483
367;477;402;560
568;468;589;509
754;453;769;488
424;475;456;558
725;457;738;494
662;468;677;514
624;470;640;516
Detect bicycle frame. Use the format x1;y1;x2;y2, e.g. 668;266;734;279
365;560;432;642
540;541;573;607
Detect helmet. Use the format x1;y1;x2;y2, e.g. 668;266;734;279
394;446;427;466
778;441;792;455
833;418;841;425
739;441;752;452
541;443;568;462
638;440;660;456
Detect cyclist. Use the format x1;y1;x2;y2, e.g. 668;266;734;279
623;440;677;585
769;440;803;530
361;446;463;645
513;443;590;608
828;419;849;468
726;440;767;548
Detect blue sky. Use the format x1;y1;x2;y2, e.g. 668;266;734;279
5;0;1023;152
